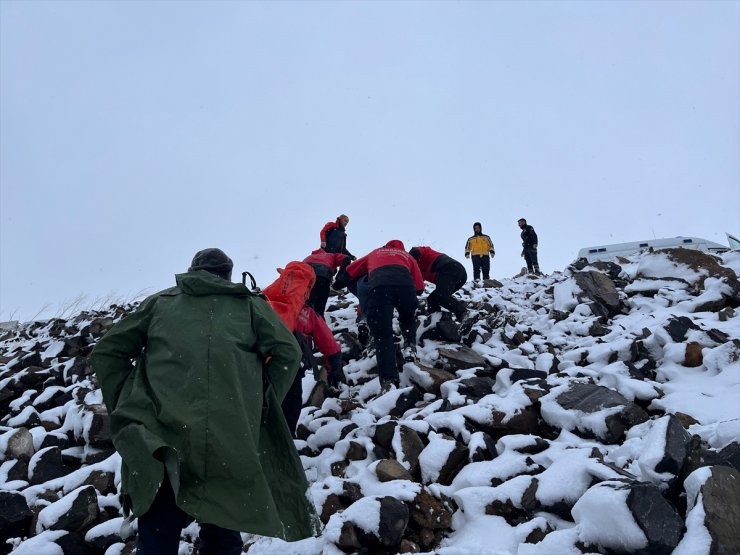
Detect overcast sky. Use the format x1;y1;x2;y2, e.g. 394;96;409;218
1;0;738;322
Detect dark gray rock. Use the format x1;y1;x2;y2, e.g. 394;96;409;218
655;415;692;477
374;421;398;451
39;485;100;533
438;346;489;370
396;426;425;479
664;316;700;342
456;377;496;401
437;441;469;486
409;364;457;396
698;466;740;555
376;496;409;547
29;446;69;484
574;270;622;317
0;491;33;543
389;387;423;418
555;382;649;443
420;318;461;343
627;482;684;555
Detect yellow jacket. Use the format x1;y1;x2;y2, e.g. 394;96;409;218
465;234;495;257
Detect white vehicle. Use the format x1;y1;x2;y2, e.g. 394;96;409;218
577;234;738;263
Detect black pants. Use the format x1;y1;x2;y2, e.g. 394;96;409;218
471;255;490;280
427;263;467;318
366;285;418;383
308;276;331;318
523;248;540;273
136;477;242;555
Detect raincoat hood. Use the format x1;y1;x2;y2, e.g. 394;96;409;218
385;239;405;250
175;270;252;296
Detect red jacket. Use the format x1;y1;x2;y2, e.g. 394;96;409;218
346;240;424;293
303;249;349;279
295;306;340;357
409;246;443;282
320;221;339;243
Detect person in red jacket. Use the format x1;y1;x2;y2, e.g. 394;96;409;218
263;264;345;437
409;246;468;321
320;215;354;258
344;240;424;388
303;248;351;318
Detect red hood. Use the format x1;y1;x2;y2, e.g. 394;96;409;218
384;239;405;250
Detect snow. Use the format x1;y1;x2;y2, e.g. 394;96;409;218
572;481;648;552
419;433;457;484
636;252;705;284
673;493;712;555
10;530;66;555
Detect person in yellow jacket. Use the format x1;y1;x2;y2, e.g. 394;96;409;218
464;222;495;280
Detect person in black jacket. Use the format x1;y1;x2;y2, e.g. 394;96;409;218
518;218;540;274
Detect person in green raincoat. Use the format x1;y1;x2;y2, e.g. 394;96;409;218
91;248;319;554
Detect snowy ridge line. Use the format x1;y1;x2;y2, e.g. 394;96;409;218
0;248;738;554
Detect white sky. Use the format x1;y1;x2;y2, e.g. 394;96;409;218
1;0;738;322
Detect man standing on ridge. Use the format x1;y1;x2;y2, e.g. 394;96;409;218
344;240;424;390
409;246;468;321
518;218;540;274
91;249;317;555
320;214;354;258
464;222;495;280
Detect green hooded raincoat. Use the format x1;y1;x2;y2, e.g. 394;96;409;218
90;271;318;540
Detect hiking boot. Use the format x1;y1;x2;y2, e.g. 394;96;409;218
379;379;399;395
357;322;370;348
328;369;346;388
401;339;417;363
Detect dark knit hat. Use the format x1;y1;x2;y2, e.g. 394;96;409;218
189;248;233;280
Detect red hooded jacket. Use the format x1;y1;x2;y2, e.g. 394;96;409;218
303;249;349;280
409;246;460;284
346;240;424;293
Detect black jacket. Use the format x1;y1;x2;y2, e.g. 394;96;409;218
521;225;538;249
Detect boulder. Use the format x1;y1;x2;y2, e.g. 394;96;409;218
692;466;740;554
28;446;69;485
664;316;700;342
3;427;35;460
573;480;683;555
683;342;703;368
376;496;410;547
0;491;33;543
376;459;413;482
36;485;100;533
409;488;452;530
438;347;489;371
395;426;425;478
547;382;649;443
408;364;456;396
574;270;622;318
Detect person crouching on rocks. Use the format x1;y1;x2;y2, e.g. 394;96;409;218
343;240;424;391
409;246;468;321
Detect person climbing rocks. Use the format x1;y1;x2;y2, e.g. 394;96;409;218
464;222;495;280
518;218;540;274
409;246;468;321
344;240;424;390
91;249;316;555
262;262;345;436
303;247;351;318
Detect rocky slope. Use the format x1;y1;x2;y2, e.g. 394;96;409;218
0;248;738;554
